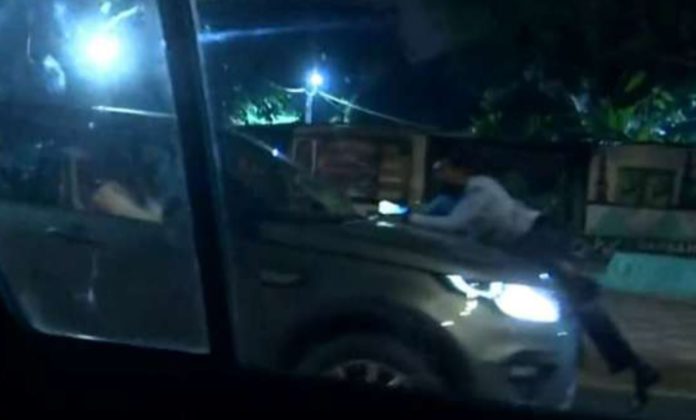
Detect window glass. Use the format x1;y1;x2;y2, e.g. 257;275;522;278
195;0;696;417
0;0;208;353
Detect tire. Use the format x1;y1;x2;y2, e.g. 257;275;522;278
296;333;446;392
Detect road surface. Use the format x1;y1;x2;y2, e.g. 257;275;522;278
574;291;696;419
575;386;696;419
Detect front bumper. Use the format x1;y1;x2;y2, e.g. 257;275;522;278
432;296;579;409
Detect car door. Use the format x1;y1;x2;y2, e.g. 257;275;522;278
0;108;208;357
0;201;96;336
36;206;208;353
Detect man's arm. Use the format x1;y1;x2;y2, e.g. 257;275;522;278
409;185;488;232
418;194;457;216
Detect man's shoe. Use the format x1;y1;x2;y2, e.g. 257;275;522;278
632;364;661;410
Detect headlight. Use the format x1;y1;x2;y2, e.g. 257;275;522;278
493;283;560;323
446;275;560;323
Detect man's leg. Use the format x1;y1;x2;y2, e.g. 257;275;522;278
575;299;638;374
513;223;660;406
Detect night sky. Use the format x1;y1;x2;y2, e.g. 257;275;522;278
197;0;485;130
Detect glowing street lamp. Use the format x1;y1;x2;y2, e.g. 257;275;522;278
305;69;325;124
308;70;324;91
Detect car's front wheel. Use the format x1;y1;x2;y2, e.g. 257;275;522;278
296;334;445;392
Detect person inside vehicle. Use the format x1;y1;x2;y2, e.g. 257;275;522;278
407;153;661;408
90;143;179;224
92;180;164;223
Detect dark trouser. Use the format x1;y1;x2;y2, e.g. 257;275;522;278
511;217;640;374
575;300;639;373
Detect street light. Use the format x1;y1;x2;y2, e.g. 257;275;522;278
308;70;324;91
305;69;325;124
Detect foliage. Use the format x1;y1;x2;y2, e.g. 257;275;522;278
470;70;696;143
225;84;299;126
431;0;696;143
583;83;689;142
465;51;696;143
470;68;584;141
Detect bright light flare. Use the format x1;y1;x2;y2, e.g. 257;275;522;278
83;32;122;71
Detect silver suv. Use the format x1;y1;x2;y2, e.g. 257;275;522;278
0;106;578;408
225;137;579;408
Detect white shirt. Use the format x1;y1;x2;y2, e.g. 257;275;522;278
410;176;541;245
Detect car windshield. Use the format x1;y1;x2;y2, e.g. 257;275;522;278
230;135;359;221
290;167;360;219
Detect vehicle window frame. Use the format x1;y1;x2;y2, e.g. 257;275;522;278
157;0;238;368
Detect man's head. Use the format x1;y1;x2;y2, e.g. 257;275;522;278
432;153;477;187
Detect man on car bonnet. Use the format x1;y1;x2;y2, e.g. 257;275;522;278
408;152;660;408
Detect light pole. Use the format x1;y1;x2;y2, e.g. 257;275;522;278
305;69;324;124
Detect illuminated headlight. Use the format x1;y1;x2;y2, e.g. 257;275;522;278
446;275;560;323
494;283;560;323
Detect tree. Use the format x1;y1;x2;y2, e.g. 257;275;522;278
428;0;696;142
197;0;402;127
470;68;696;143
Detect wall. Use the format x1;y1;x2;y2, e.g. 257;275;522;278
602;252;696;298
587;144;691;206
586;144;696;296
